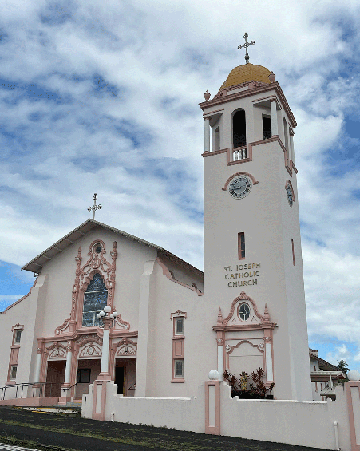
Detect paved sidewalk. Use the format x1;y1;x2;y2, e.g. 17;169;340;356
0;406;332;451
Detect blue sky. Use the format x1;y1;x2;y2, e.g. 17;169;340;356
1;0;360;374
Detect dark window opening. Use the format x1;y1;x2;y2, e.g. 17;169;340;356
263;116;271;140
10;366;17;380
14;330;22;343
233;110;247;148
238;232;245;260
214;127;220;151
77;369;91;383
96;243;102;253
175;318;184;335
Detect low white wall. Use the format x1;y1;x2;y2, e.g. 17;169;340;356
82;382;205;433
221;382;351;451
82;381;352;451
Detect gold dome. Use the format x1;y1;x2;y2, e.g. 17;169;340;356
220;63;272;90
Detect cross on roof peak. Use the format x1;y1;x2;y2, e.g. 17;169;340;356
88;193;102;219
238;33;255;64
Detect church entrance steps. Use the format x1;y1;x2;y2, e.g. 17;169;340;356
64;400;82;408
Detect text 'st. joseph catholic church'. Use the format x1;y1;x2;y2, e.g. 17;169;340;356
0;52;313;407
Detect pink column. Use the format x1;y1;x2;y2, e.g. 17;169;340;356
204;378;220;435
92;317;112;420
346;381;360;451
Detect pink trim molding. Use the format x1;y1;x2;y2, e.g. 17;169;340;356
213;292;277;385
200;81;297;129
204;380;220;435
92;380;108;421
222;172;259;192
156;258;203;296
170;310;188;320
346;381;360;451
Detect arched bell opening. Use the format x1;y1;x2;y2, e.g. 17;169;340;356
232;109;247;149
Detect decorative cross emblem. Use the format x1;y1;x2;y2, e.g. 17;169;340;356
88;193;102;219
238;33;255;64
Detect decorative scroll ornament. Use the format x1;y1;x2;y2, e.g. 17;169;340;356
114;312;131;331
78;341;102;358
46;342;67;359
115;338;137;356
225;339;264;355
55;316;71;335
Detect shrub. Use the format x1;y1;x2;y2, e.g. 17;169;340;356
223;368;275;399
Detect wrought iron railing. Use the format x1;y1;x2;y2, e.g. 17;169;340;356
0;381;59;401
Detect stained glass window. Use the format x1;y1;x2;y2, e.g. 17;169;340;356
82;273;108;327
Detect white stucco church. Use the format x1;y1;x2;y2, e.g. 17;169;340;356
1;46;359;451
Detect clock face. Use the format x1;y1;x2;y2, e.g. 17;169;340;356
228;175;252;200
286;183;293;207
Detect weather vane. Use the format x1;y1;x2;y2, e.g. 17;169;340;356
88;193;102;220
238;33;255;64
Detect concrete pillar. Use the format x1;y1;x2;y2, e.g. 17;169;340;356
136;259;156;397
64;350;72;384
217;344;223;382
101;328;110;374
204;118;211;152
266;342;273;382
271;101;278;136
34;352;42;383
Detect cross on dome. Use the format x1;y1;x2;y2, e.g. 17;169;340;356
238;32;255;64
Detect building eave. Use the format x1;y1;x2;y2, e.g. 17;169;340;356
199;81;297;129
22;219;204;278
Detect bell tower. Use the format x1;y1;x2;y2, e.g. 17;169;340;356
200;55;312;401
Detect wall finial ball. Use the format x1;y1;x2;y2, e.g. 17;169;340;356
208;370;220;380
347;370;360;381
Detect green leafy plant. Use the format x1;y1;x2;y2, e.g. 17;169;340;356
223;368;275;399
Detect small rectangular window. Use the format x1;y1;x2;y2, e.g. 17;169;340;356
214;127;220;151
10;365;17;380
291;239;295;266
14;330;22;344
77;369;91;383
175;318;184;335
263;116;271;140
238;232;245;260
174;360;184;378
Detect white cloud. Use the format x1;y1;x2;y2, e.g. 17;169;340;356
1;0;360;370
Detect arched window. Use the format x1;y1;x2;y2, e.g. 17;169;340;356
82;273;108;327
233;110;247;149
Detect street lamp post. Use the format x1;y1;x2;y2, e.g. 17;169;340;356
96;305;117;380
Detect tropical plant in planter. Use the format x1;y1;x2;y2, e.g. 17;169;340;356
223;368;275;399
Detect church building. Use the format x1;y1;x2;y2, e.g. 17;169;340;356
0;51;314;406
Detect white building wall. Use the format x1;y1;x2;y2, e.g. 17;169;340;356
203;92;312;400
148;260;211;398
